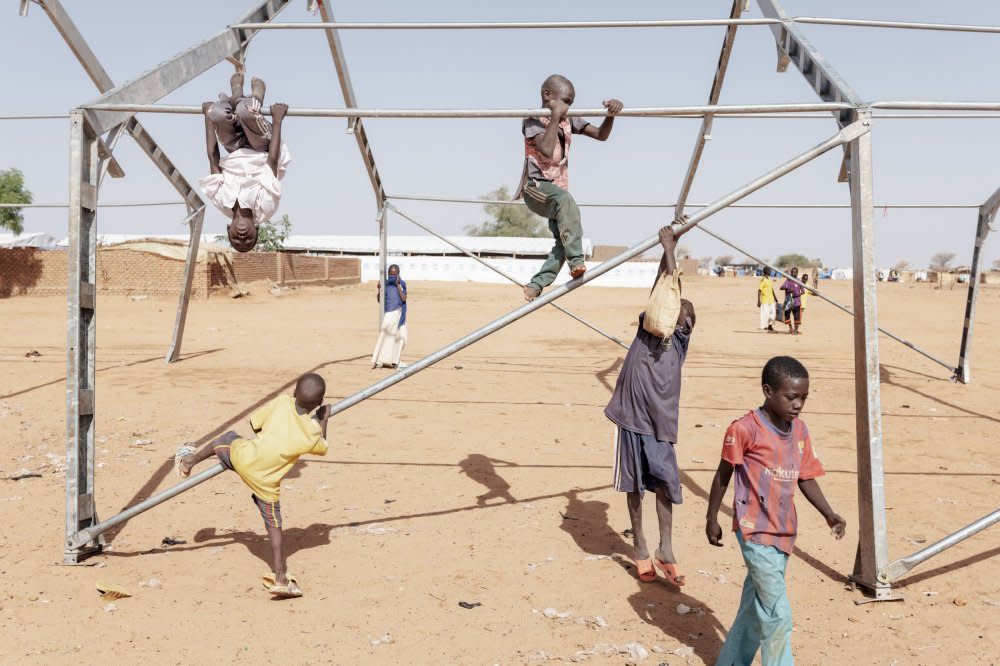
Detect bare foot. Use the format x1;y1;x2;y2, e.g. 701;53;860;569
523;285;541;301
251;76;266;105
229;71;244;100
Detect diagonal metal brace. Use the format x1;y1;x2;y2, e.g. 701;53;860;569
82;0;292;134
757;0;865;181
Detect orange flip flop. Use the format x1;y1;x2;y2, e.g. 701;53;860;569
655;560;686;587
635;558;657;583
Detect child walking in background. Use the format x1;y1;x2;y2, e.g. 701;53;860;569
517;74;622;301
605;225;695;587
757;267;777;332
799;273;812;328
174;372;330;598
780;267;804;334
706;356;846;665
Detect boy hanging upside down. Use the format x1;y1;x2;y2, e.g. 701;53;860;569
198;72;290;252
174;372;330;598
516;74;622;301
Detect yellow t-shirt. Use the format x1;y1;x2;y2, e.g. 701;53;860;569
230;394;328;503
801;289;810;308
758;277;776;305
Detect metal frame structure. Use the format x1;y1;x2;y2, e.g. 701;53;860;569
957;184;1000;384
32;0;995;598
42;0;294;561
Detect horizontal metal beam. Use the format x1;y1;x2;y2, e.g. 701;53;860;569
232;17;1000;34
873;101;1000;112
879;507;1000;584
84;0;291;134
0;114;72;120
233;18;780;30
386;203;628;349
0;201;185;209
794;17;1000;35
386;194;979;210
80;102;855;118
13;112;1000;122
63;121;864;550
3;197;979;210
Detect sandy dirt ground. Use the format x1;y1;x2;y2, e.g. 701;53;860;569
1;276;998;665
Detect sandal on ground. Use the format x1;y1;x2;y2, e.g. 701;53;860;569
635;558;657;583
262;572;302;599
523;285;542;301
655;560;686;588
569;264;586;279
174;444;196;478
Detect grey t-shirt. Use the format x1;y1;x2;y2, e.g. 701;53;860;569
604;312;694;444
522;116;591;181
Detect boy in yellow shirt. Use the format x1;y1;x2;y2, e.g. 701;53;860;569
175;372;330;598
757;267;778;332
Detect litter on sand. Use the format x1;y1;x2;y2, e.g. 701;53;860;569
95;581;131;600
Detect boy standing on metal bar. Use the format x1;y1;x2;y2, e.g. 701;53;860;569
173;372;330;598
706;356;846;665
198;72;290;252
516;74;622;301
604;225;695;587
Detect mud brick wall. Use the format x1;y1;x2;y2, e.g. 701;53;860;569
0;248;66;297
1;248;359;298
231;252;278;284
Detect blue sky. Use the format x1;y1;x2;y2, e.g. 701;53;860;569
2;0;1000;268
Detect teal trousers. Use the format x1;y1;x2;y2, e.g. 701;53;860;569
716;531;795;666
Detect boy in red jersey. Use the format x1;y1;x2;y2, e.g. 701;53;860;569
706;356;846;665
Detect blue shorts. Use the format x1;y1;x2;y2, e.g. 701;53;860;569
612;426;683;503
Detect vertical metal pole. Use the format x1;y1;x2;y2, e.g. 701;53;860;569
165;206;206;363
65;110;101;563
675;0;742;217
957;208;993;383
377;206;387;334
847;111;893;600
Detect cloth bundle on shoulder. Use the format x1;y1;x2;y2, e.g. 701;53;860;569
642;272;681;338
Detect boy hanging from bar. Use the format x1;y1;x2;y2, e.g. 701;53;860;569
604;223;695;586
173;372;330;598
198;71;290;252
516;74;623;301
